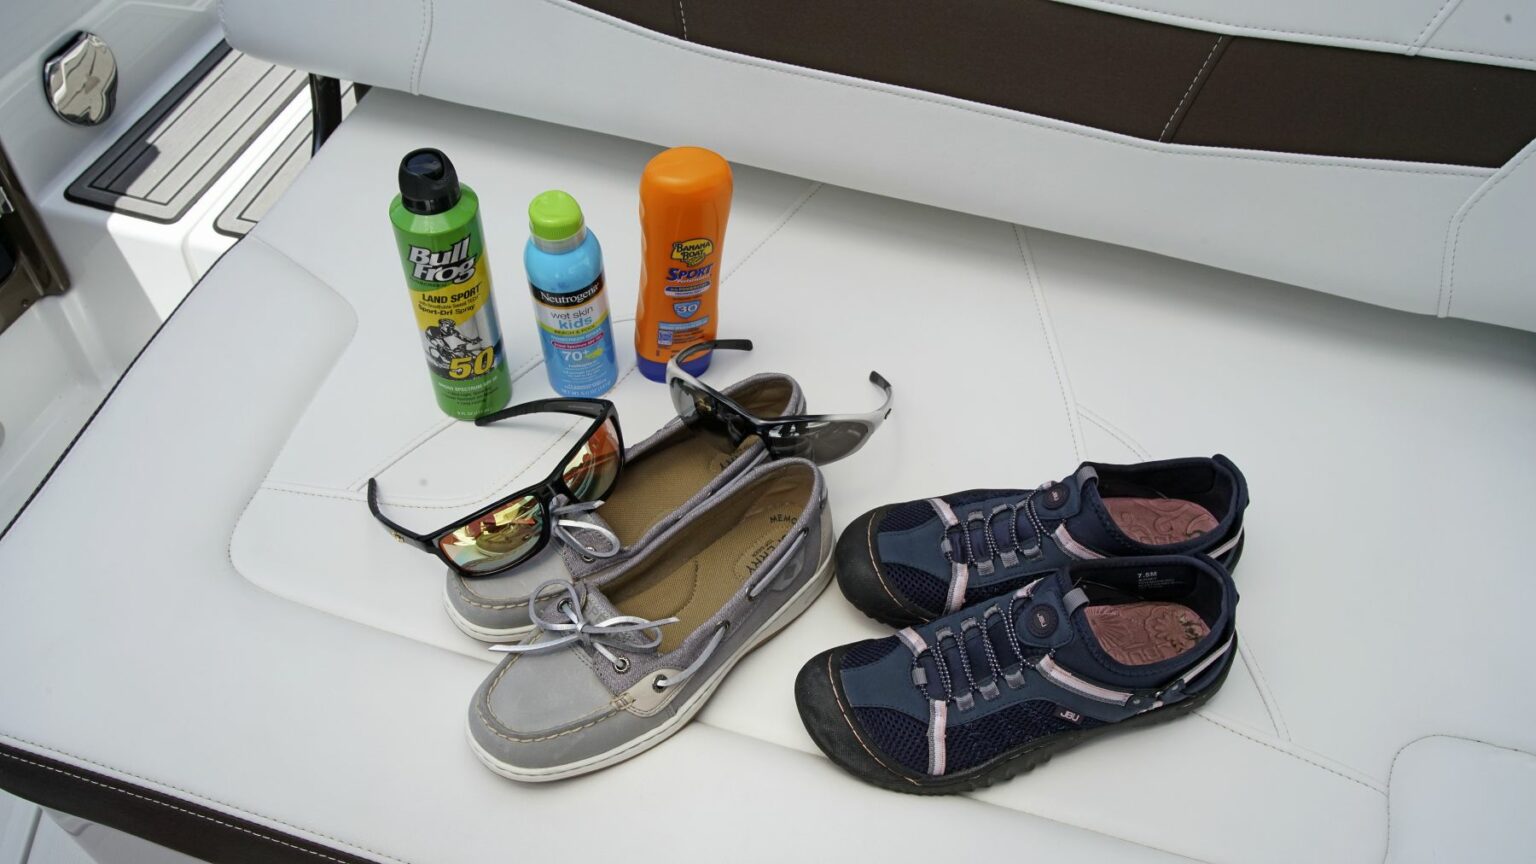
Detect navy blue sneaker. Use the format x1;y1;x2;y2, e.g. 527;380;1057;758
835;455;1247;627
796;554;1237;794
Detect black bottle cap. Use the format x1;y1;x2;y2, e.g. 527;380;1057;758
398;148;461;215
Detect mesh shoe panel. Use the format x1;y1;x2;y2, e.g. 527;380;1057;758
882;562;947;615
841;638;900;670
878;501;934;533
852;707;929;774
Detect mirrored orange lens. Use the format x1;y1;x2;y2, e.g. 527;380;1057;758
437;495;546;573
562;418;621;503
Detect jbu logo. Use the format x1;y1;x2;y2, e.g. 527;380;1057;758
673;300;701;319
669;237;714;267
409;236;477;284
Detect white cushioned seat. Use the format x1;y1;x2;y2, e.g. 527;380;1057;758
2;89;1535;863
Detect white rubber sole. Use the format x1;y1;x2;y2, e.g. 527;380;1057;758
442;582;537;643
466;550;835;782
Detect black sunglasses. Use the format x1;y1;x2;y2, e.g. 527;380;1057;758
367;399;625;577
666;340;892;465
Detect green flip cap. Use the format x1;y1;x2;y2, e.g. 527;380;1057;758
528;190;585;242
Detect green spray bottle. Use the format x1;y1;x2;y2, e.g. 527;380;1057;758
389;148;512;420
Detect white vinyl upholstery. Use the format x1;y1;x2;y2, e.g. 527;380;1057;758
220;0;1536;333
3;89;1535;863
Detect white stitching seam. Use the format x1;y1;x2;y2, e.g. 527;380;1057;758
1439;140;1536;317
720;183;821;283
536;0;1490;179
1380;735;1536;863
1410;0;1462;52
1237;638;1292;741
1075;405;1152;461
409;0;435;94
676;0;689;40
1193;712;1384;793
1014;226;1084;463
1160;37;1223;142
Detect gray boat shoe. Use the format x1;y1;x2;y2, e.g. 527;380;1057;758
466;458;832;782
444;373;806;641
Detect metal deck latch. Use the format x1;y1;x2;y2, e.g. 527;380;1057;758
43;32;118;126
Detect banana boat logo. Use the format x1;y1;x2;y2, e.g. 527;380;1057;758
670;237;714;267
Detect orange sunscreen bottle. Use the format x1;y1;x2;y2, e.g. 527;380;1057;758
634;147;733;381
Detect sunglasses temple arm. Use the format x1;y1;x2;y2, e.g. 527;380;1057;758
868;370;894;419
704;338;754;353
475;399;609;427
673;338;754;370
366;479;436;552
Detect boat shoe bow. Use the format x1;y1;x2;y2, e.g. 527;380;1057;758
835;455;1247;627
797;554;1238;794
467;458;832;781
446;373;806;641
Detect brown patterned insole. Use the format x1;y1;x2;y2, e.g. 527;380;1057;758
1103;497;1218;546
1083;602;1211;666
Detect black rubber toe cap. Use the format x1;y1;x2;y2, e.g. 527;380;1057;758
834;506;935;628
794;647;927;793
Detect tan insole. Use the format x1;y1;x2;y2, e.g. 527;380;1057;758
607;482;805;653
598;381;793;547
1103;497;1218;546
1083;602;1211;665
599;437;751;546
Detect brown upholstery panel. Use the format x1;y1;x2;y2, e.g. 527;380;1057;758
1174;37;1536;166
575;0;1536;168
672;0;1220;140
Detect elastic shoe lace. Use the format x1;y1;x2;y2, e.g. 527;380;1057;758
910;593;1038;712
939;484;1051;575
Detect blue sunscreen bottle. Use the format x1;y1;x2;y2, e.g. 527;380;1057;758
524;190;619;397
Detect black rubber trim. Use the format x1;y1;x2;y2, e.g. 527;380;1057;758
576;0;1536;168
66;42;305;223
833;506;938;628
0;744;376;864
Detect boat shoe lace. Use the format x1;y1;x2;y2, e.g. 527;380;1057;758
550;499;621;560
488;579;725;688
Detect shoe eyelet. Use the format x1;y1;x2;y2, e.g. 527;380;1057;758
719;621;731;635
612;657;630;673
580;554;594;563
651;675;668;692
